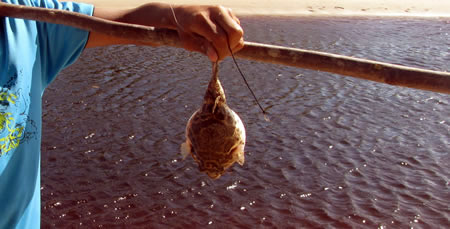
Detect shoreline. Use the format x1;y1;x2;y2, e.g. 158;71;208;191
81;0;450;18
235;12;450;19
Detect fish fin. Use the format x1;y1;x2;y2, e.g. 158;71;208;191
235;144;245;166
180;142;191;159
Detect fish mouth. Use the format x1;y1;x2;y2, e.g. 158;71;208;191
199;165;225;179
199;166;224;179
205;171;222;179
196;159;228;179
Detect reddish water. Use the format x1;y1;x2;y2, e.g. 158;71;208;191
41;17;449;228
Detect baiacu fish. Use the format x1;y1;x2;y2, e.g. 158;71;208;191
181;62;246;179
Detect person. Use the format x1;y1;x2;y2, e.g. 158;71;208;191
0;0;244;227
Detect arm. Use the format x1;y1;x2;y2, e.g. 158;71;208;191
85;3;244;61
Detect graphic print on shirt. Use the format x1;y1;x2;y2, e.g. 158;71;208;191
0;90;23;155
0;69;37;157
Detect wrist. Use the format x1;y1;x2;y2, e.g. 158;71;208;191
114;3;178;29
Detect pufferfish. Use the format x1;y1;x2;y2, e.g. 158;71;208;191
181;62;246;179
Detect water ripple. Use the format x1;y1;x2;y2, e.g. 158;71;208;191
42;17;450;228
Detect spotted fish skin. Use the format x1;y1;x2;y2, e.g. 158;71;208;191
181;62;246;179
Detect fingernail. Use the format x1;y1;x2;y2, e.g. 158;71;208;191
207;46;218;62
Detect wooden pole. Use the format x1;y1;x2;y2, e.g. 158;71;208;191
1;2;449;94
236;43;450;94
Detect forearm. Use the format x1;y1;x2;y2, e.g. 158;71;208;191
84;2;244;61
85;3;177;48
93;3;177;29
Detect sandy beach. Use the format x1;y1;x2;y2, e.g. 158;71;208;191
82;0;450;17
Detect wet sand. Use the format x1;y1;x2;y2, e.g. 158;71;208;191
82;0;450;17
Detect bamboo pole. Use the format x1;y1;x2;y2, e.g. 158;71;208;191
1;2;449;94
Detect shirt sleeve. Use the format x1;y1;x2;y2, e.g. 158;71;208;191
32;0;94;87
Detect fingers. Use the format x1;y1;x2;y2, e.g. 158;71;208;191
213;7;244;53
173;5;244;61
177;31;218;61
227;8;241;26
226;8;245;55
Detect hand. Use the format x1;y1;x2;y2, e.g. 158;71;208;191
88;3;244;61
172;5;244;61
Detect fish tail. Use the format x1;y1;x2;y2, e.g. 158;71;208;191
204;62;226;104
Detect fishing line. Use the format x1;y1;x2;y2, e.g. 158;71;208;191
225;34;269;121
170;5;268;121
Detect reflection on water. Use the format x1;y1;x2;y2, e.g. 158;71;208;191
41;17;449;228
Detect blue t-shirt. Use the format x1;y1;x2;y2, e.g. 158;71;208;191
0;0;93;227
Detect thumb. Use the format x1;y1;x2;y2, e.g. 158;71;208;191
177;30;219;62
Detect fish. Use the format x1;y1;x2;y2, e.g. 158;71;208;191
180;62;246;179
